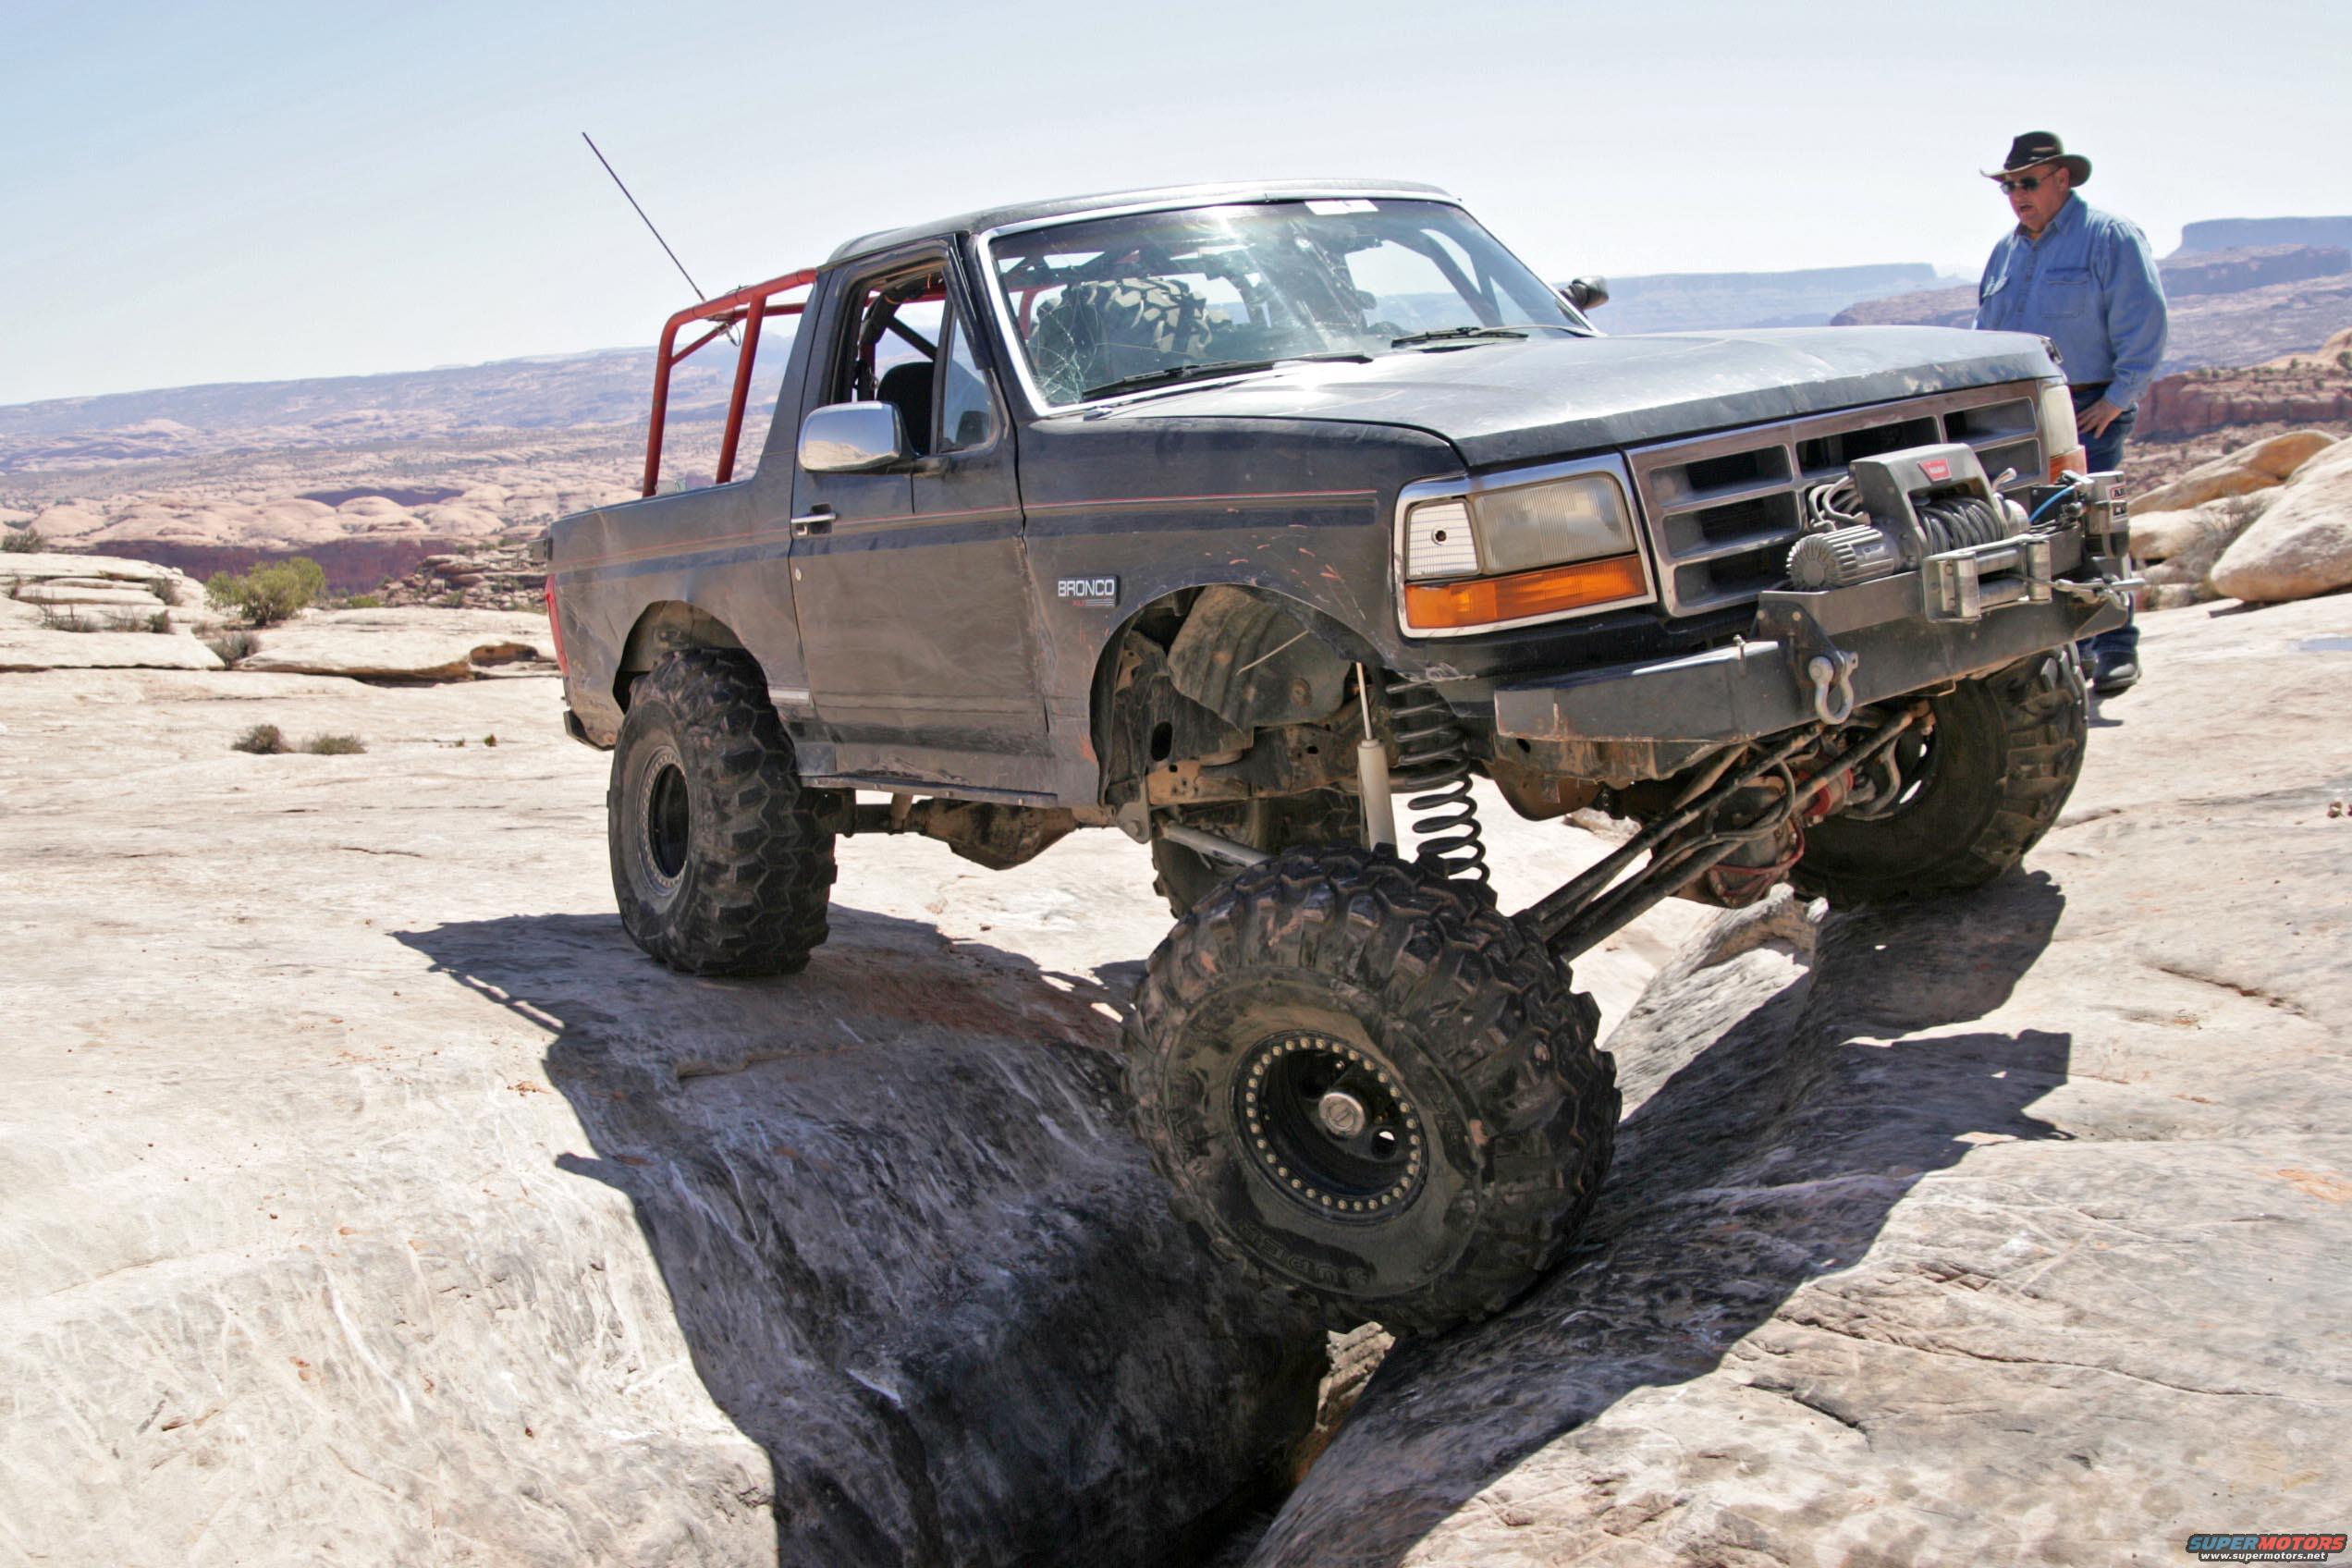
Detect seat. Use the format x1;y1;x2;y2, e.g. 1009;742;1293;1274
876;361;936;455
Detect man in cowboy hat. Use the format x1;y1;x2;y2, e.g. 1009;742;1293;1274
1974;130;2167;694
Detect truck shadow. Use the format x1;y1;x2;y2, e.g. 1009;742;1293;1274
1246;872;2073;1567
395;901;1326;1568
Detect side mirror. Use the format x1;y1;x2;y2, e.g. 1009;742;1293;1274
1561;276;1611;312
799;401;910;473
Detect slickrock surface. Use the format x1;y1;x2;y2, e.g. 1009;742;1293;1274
0;657;1691;1565
1242;594;2352;1568
234;606;558;680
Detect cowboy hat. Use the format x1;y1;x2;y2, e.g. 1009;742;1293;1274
1984;130;2091;187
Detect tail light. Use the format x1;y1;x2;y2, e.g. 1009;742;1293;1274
545;574;569;676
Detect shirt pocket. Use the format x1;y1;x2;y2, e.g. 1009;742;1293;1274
2039;265;2095;319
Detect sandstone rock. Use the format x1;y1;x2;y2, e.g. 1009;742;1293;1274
2210;450;2352;602
0;668;1354;1567
235;607;557;680
13;583;167;609
0;629;224;671
1243;593;2352;1564
2126;496;2272;613
2131;430;2337;514
0;550;187;587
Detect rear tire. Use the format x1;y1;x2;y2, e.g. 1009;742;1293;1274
1125;845;1615;1335
1796;649;2087;902
608;649;836;975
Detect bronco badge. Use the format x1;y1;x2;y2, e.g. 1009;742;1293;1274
1056;576;1119;607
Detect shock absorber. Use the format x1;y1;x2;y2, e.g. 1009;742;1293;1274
1383;675;1489;885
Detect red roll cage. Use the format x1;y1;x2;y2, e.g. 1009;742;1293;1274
640;269;816;498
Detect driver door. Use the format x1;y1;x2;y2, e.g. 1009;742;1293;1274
789;245;1051;792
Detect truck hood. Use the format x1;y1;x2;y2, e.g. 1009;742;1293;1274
1088;326;2056;469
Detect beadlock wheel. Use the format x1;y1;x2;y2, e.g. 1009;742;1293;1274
1125;845;1617;1335
1237;1032;1427;1218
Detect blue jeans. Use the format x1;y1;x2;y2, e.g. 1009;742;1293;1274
2075;386;2138;665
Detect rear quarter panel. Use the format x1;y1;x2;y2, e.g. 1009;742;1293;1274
549;463;808;745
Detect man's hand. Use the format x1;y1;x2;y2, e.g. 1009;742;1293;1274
2077;398;2125;438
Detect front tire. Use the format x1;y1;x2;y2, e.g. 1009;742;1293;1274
1149;793;1366;917
1125;846;1615;1334
1796;649;2088;902
608;649;836;975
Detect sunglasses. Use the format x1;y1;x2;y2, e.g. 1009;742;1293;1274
1998;174;2054;194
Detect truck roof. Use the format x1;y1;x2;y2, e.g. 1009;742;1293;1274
825;178;1456;266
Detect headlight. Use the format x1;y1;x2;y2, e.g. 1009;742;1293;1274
1400;468;1651;634
1403;473;1635;581
2037;378;2085;481
1472;473;1636;573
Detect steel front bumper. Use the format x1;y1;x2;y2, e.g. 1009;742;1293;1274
1493;545;2128;748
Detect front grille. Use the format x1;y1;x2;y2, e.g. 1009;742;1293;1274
1629;383;2043;616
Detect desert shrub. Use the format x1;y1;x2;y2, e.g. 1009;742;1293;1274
205;631;260;666
36;604;98;632
484;734;498;747
144;609;173;633
232;724;288;754
148;574;183;606
344;593;383;609
205;557;326;626
302;734;366;755
2;525;45;553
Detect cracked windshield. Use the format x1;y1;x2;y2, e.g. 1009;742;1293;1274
987;198;1582;405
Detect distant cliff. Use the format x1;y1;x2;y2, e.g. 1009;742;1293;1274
1830;246;2352;375
2173;216;2352;257
1593;263;1942;335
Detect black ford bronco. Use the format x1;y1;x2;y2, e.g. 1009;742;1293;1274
542;179;2134;1332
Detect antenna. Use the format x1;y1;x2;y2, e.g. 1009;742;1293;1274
582;132;738;343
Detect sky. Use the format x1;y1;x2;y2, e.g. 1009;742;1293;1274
4;0;2348;407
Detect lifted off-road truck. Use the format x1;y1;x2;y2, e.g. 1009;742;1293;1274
543;180;2134;1332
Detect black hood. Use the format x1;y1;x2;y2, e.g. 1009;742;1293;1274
1084;326;2057;469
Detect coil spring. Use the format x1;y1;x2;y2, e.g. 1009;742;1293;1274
1383;675;1489;885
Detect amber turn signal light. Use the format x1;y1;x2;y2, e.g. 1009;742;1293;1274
1404;552;1648;631
2047;446;2088;482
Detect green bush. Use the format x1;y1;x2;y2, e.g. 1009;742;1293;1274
232;724;288;754
343;594;384;609
302;734;366;755
1;524;45;554
205;557;326;626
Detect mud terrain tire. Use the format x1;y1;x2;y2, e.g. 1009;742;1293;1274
608;649;836;975
1150;794;1367;917
1796;649;2087;902
1125;845;1616;1334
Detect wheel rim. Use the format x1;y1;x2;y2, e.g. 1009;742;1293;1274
636;743;691;892
1235;1032;1424;1217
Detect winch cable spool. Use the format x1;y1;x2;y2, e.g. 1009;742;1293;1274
1383;676;1490;885
1914;494;2009;556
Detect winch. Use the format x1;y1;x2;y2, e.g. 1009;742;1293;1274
1787;442;2091;622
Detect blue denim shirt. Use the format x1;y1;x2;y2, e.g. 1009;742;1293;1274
1975;195;2168;411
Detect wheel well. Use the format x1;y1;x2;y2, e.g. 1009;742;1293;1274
1090;585;1377;807
613;601;750;710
